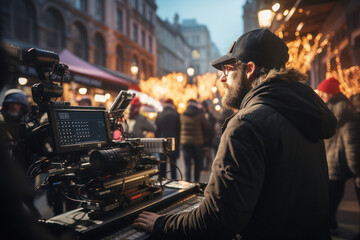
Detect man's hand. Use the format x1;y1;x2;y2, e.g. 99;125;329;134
132;211;160;232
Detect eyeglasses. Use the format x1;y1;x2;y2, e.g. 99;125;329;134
222;62;238;76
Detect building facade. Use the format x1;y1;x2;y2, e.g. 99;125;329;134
181;19;215;75
155;14;192;76
242;0;260;33
0;0;157;106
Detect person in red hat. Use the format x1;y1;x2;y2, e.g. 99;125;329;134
126;97;156;138
317;77;360;235
317;77;340;103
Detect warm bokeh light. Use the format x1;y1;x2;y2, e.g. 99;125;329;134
131;65;139;75
258;9;275;28
296;22;304;32
187;67;195;77
105;93;111;99
272;3;280;12
18;77;28;85
94;94;106;103
177;75;184;83
139;72;222;113
79;88;87;95
284;33;326;74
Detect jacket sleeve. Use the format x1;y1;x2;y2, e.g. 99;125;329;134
337;102;360;177
341;120;360;177
152;118;265;239
155;116;160;137
141;115;157;133
201;112;211;133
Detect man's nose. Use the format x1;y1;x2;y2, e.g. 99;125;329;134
220;73;227;82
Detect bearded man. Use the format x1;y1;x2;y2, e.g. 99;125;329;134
133;29;337;239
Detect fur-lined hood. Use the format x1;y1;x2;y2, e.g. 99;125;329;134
241;68;337;141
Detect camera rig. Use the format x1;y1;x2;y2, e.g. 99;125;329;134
21;48;175;218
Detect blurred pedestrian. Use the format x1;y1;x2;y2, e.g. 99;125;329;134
350;93;360;116
126;97;156;138
0;89;41;219
155;98;180;179
78;96;92;106
0;89;30;172
201;100;216;170
133;28;336;239
317;77;360;235
179;99;210;182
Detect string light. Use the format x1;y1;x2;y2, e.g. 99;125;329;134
282;30;359;97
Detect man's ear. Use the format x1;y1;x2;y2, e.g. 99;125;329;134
246;62;256;80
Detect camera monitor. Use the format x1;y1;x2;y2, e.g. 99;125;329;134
48;107;112;154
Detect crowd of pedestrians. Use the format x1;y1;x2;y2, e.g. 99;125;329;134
1;30;360;239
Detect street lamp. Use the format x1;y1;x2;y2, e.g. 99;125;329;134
18;77;28;85
257;9;275;28
187;67;194;77
131;62;139;79
187;67;195;84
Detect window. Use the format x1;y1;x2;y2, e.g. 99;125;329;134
192;35;199;44
148;64;153;77
142;2;146;16
72;22;88;60
116;9;123;33
94;33;106;67
141;30;146;48
116;45;123;72
44;8;65;49
0;1;11;38
13;0;36;43
73;0;86;12
95;0;104;22
133;23;138;43
131;0;138;10
148;35;152;53
149;10;153;23
141;59;146;80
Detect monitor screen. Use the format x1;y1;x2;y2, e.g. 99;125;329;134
49;108;110;153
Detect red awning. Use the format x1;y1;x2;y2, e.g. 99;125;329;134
58;49;130;87
129;83;141;91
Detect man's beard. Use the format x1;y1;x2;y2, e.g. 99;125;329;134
222;69;249;110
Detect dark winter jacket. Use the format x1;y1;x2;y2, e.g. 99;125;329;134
155;105;181;158
127;113;156;138
180;104;210;145
203;111;216;147
325;92;360;180
153;68;336;240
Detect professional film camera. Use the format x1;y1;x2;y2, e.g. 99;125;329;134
22;48;175;218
